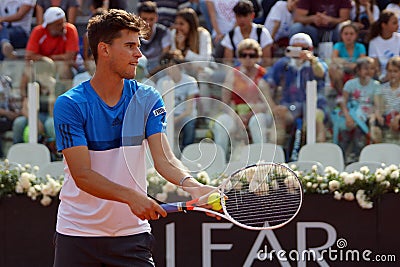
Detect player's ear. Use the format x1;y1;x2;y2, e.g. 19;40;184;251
97;42;109;58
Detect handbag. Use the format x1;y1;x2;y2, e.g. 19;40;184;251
318;31;333;62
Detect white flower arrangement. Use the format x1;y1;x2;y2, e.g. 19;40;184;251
145;163;400;210
291;163;400;209
0;159;63;206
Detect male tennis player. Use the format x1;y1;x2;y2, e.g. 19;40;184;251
53;9;213;266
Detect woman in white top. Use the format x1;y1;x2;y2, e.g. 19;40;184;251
368;10;400;81
170;7;212;62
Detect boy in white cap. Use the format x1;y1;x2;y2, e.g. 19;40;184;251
259;33;328;150
24;6;79;82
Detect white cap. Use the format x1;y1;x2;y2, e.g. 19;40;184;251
289;33;313;48
42;7;65;27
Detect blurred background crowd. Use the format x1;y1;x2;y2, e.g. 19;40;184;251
0;0;399;166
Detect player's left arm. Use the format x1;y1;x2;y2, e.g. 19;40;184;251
147;133;214;199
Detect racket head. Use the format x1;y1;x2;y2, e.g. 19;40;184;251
215;162;303;230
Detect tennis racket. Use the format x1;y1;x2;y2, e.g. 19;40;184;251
159;162;303;231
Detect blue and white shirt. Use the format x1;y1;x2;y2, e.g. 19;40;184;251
54;79;166;236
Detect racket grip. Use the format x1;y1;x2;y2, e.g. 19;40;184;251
161;203;184;213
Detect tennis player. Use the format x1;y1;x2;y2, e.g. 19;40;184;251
53;9;212;266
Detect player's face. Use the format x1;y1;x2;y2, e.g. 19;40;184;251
108;30;142;80
139;12;157;29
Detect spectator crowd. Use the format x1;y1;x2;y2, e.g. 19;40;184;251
0;0;399;164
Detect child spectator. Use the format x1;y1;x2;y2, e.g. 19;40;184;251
385;0;400;32
337;57;381;162
368;10;400;81
329;21;366;96
371;56;400;142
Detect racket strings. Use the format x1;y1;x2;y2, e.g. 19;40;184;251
223;165;302;228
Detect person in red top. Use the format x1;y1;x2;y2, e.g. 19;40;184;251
212;38;274;157
25;6;79;80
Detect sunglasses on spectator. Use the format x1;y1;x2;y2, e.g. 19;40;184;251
238;52;258;58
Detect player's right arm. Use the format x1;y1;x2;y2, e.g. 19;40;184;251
62;145;166;221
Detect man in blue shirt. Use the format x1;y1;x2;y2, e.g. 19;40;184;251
53;9;213;266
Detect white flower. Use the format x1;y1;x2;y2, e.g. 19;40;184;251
343;174;356;185
360;166;370;173
390;170;399;179
19;172;33;190
312;183;318;189
343;192;354;201
325;166;339;176
15;183;23;193
355;190;373;209
290;164;297;170
197;171;210;184
328;180;340;191
320;183;328;189
387;164;398;172
316;176;324;182
352;171;364;181
333;191;342;200
380;181;390;188
162;182;176;193
155;192;168;202
27;186;38;200
33;166;40;172
306;182;312;188
311;165;318;172
40;195;52;206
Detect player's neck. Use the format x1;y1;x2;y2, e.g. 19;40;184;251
90;73;124;106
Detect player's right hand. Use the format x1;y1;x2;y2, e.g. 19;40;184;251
127;193;167;221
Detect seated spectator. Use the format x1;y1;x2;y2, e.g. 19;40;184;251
171;7;212;62
386;0;400;32
264;0;298;53
212;39;272;156
138;1;171;74
289;0;352;46
0;0;36;60
371;56;400;142
35;0;80;25
329;21;366;96
221;0;273;66
13;57;56;146
24;7;79;80
138;0;191;28
205;0;239;49
89;0;127;12
260;33;328;146
0;75;20;157
335;57;381;163
350;0;380;45
368;10;400;82
155;51;199;153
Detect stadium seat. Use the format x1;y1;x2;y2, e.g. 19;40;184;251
233;143;286;164
344;161;385;173
7;143;51;168
298;143;345;171
180;142;226;177
359;143;400;166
